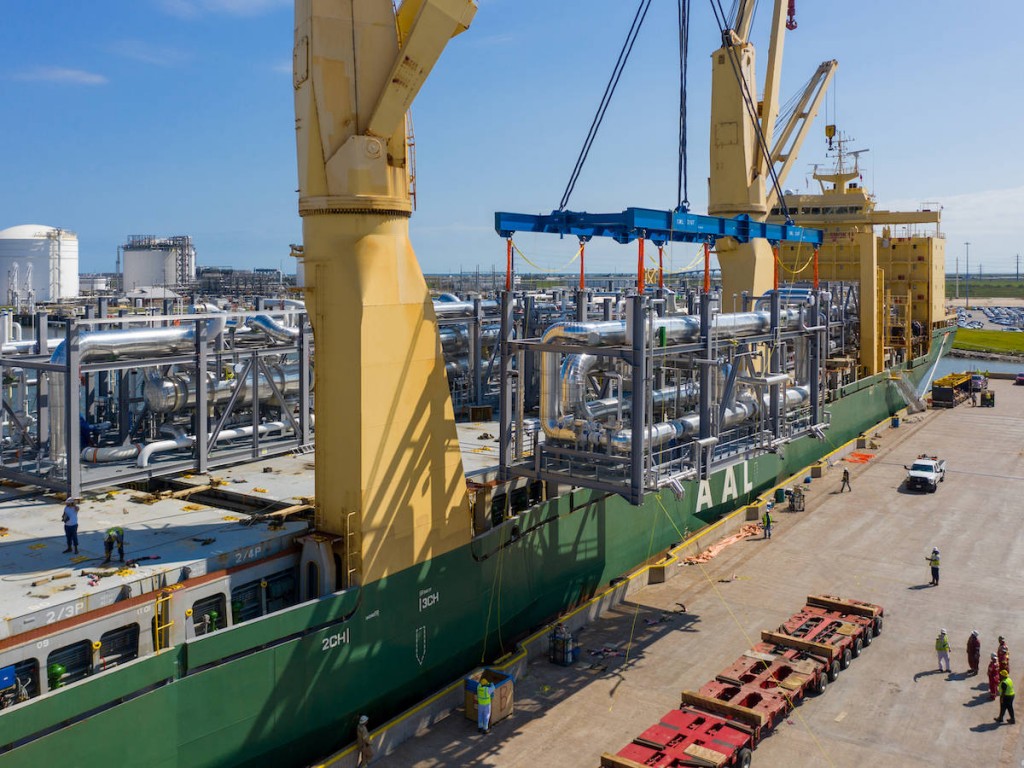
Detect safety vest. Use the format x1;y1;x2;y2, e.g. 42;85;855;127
936;635;950;652
762;511;772;527
476;682;493;706
106;527;124;541
929;555;940;568
1002;677;1015;697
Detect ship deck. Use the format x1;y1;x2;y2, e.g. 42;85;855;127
0;453;314;644
0;424;508;646
368;378;1024;768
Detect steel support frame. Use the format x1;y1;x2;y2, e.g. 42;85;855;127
495;207;823;247
0;311;315;496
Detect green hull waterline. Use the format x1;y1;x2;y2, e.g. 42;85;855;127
0;331;953;767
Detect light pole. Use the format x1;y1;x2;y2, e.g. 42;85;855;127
965;242;970;310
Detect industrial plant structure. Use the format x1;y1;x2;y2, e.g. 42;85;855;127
120;234;196;292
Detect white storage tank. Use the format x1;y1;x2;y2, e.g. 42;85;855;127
0;224;80;303
122;235;195;291
79;275;109;293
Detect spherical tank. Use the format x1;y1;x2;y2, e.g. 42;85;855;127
122;248;179;291
0;224;80;303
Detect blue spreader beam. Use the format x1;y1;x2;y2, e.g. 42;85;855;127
495;207;822;247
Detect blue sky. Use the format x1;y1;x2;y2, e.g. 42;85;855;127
2;0;1022;276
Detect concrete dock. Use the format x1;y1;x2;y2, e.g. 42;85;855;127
360;378;1024;768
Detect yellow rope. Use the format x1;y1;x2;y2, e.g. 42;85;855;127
511;239;581;273
775;239;816;277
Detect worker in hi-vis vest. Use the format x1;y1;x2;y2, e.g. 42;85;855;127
476;678;496;735
996;670;1016;725
936;628;951;673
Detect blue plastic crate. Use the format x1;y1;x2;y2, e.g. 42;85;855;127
0;665;15;690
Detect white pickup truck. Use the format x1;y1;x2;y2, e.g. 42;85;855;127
905;456;946;493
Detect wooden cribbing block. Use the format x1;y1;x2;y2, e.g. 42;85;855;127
600;754;647;768
761;630;837;661
835;623;859;636
807;594;880;618
683;744;728;767
679;691;766;727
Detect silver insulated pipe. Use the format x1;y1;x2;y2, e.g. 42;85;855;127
540;310;804;440
143;363;302;413
48;318;227;465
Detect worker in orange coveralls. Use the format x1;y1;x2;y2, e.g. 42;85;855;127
989;653;1001;701
999;636;1011;674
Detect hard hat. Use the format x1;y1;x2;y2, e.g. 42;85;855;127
972;630;979;637
992;653;999;659
1000;669;1009;678
932;547;939;553
999;636;1006;642
940;628;947;634
359;715;368;724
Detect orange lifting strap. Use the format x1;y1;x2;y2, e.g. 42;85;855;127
813;247;820;289
637;238;645;294
505;237;513;292
773;246;780;291
703;242;711;294
657;245;664;289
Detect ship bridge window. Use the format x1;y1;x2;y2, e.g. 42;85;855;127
47;641;92;690
192;594;227;636
98;624;140;670
231;579;265;624
0;658;40;708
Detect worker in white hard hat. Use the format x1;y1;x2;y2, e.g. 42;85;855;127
356;714;373;767
925;547;940;586
936;628;951;673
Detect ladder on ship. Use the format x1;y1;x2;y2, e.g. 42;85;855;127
890;375;927;414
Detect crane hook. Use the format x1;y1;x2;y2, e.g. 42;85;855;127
786;0;797;30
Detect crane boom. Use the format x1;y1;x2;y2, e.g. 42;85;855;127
756;0;789;178
765;59;838;212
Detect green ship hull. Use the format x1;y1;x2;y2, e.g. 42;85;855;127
0;330;954;768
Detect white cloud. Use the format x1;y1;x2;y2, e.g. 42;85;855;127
11;67;108;85
157;0;290;18
109;40;192;67
271;60;292;74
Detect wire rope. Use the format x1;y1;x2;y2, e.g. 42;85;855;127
559;0;653;211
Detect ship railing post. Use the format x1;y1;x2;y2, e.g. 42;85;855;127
498;291;513;482
523;295;537;408
195;318;209;474
575;288;588;323
698;290;712;444
629;295;647;506
66;319;81;497
770;290;782;440
472;297;484;406
810;302;821;427
250;350;260;459
298;315;313;447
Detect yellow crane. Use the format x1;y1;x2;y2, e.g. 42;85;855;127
708;0;836;304
292;0;477;589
